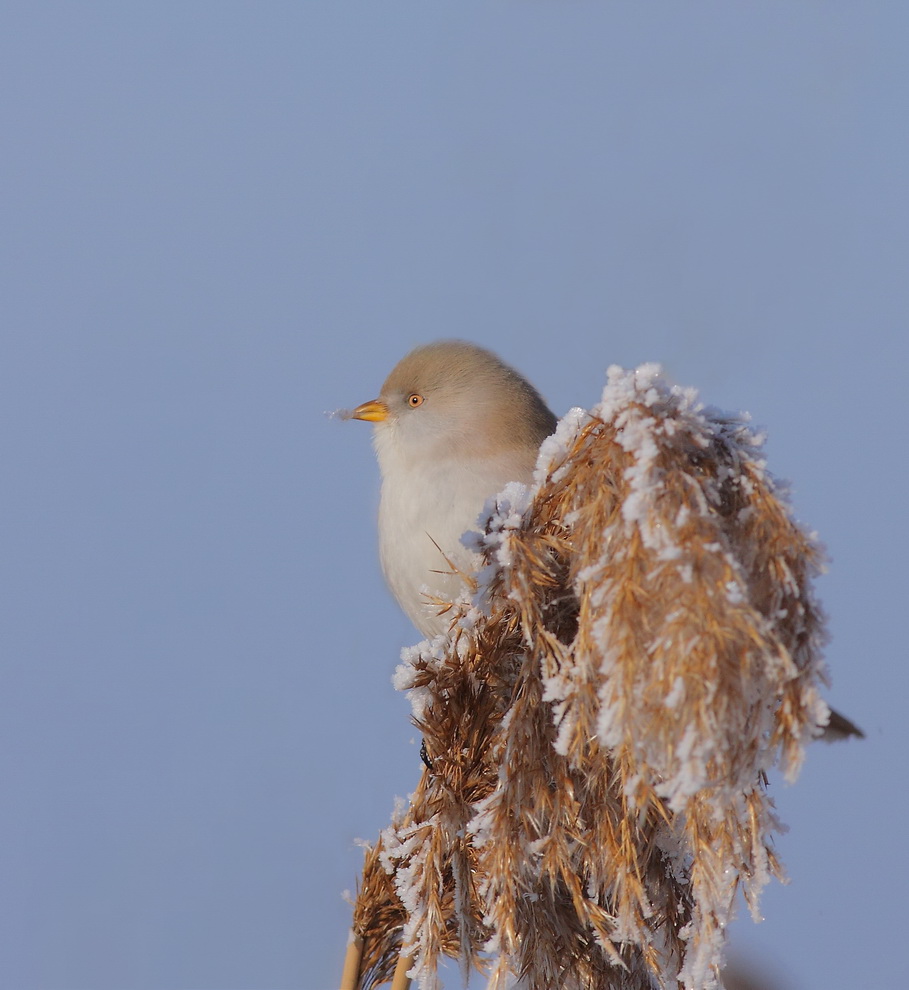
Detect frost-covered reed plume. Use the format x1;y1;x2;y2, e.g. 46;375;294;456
346;365;845;990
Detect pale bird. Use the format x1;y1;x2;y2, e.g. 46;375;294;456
351;340;862;741
351;340;556;638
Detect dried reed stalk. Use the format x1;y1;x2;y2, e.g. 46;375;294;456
341;934;365;990
349;366;837;990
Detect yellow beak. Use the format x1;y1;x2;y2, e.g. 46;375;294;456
351;399;389;422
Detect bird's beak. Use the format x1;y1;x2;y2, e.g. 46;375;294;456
351;399;389;422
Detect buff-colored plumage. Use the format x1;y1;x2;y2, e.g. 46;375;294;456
354;341;556;637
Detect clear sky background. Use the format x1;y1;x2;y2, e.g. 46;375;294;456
2;4;905;989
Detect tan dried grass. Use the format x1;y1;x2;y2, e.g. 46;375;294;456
346;367;845;990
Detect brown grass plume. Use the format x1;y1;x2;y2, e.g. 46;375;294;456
348;365;838;990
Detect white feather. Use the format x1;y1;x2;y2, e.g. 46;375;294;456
376;425;530;637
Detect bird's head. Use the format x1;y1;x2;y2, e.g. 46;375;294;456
351;340;557;471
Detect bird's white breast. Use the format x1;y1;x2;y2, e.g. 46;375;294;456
376;434;528;637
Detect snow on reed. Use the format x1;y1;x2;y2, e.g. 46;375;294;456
351;365;832;990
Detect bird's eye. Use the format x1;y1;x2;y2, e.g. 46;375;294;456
407;393;424;408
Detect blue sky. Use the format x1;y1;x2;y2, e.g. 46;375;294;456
2;4;906;988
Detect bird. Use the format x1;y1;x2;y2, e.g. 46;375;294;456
351;340;557;638
350;340;862;741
